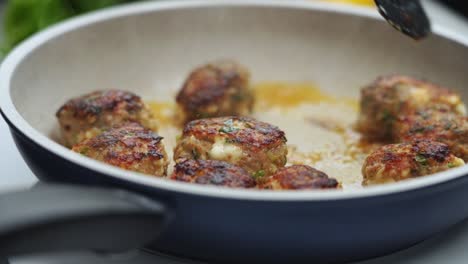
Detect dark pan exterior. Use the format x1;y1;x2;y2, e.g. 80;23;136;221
5;116;468;264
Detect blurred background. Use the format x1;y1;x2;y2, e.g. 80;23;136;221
0;0;467;57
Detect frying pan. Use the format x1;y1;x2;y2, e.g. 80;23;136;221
1;1;468;263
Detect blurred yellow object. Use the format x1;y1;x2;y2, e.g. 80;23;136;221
322;0;375;6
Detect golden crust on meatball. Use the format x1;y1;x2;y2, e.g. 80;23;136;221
357;75;466;141
57;90;157;147
260;165;340;190
176;60;254;123
173;116;288;178
72;122;168;176
170;159;255;188
394;107;468;161
362;140;464;185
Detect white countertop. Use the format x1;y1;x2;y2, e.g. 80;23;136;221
2;0;468;263
0;116;35;192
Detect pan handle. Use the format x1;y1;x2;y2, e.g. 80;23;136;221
0;183;171;257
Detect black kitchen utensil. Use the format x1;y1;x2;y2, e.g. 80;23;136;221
0;184;169;257
375;0;431;39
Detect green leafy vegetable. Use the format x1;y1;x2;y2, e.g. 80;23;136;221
2;0;42;54
69;0;131;13
38;0;75;30
1;0;140;56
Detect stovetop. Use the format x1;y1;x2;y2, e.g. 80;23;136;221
2;1;468;263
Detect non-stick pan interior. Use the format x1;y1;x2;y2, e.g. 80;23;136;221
8;4;468;140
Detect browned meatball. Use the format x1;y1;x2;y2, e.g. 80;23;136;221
394;107;468;161
260;165;340;190
170;159;255;188
362;140;464;185
176;60;254;123
72;122;168;176
173;116;288;179
357;75;466;141
57;90;157;147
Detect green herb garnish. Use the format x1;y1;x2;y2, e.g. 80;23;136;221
415;154;428;166
419;111;430;120
252;170;266;179
410;126;426;133
196;112;210;119
192;149;200;159
79;147;89;156
410;125;434;134
219;127;238;133
225;138;237;144
381;109;394;122
231;93;244;102
219;119;239;134
448;163;456;168
444;122;452;130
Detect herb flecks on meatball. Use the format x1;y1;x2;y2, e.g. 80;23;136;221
357;75;466;141
176;60;254;123
72;122;168;176
395;107;468;161
57;90;157;147
173;116;287;178
362;140;464;185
